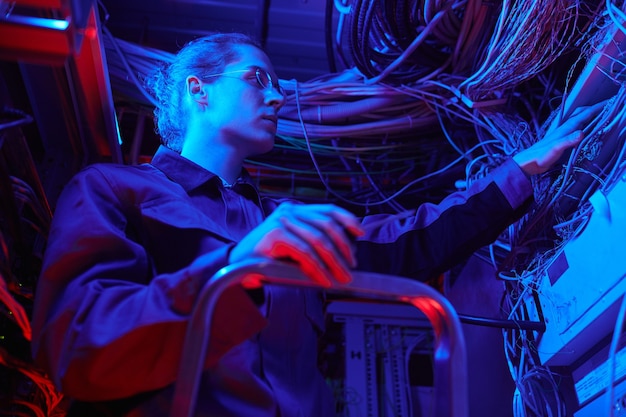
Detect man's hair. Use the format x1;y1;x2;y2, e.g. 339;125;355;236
144;33;261;152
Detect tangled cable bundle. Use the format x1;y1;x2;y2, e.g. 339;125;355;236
491;7;626;416
278;0;586;159
459;0;581;101
341;0;492;84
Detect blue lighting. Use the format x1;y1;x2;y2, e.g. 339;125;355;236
6;15;70;31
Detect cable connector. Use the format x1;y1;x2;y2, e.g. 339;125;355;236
450;86;507;109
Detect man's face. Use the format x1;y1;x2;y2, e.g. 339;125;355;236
206;44;285;158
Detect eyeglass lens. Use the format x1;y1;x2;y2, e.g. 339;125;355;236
256;68;284;96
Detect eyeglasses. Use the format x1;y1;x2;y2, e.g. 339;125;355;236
204;66;285;97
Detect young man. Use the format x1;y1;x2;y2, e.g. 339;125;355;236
31;33;601;416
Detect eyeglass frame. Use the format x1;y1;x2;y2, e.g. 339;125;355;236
203;66;285;97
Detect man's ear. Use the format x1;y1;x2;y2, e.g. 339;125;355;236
186;75;208;107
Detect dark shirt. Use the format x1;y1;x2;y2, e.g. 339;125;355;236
31;145;533;416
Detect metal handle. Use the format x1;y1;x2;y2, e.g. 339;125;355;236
171;258;468;417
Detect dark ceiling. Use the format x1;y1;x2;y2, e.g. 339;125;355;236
100;0;333;82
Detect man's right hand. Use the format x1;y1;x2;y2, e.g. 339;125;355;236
229;202;365;287
513;100;607;176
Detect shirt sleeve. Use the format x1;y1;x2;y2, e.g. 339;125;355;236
356;158;534;280
30;166;267;401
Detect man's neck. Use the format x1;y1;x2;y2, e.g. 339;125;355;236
180;144;243;185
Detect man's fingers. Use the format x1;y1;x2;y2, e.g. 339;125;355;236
561;130;584;148
563;100;608;129
297;216;357;267
266;238;333;287
279;215;355;280
548;99;608;137
280;203;360;265
231;202;361;286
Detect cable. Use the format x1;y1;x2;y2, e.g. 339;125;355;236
460;0;581;101
0;108;34;132
458;313;545;332
102;25;160;108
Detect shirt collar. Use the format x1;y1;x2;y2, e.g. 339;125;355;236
150;145;255;192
